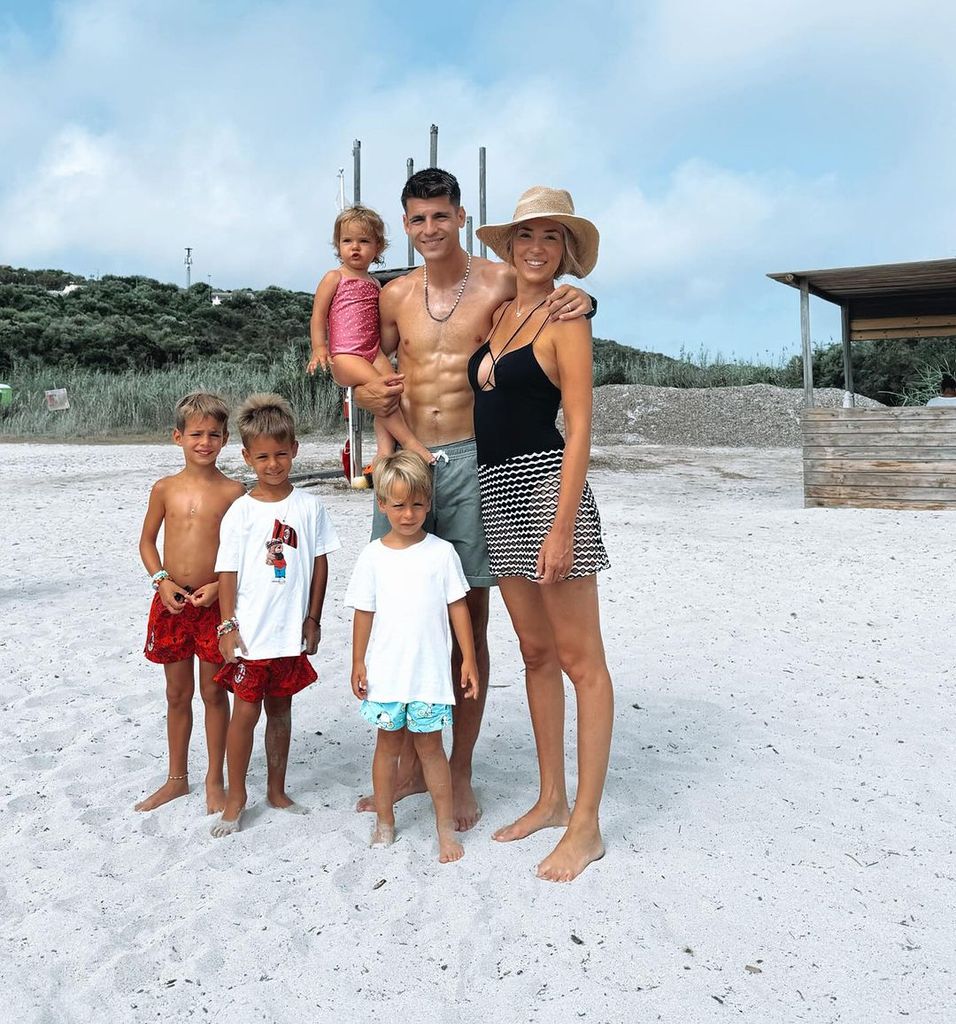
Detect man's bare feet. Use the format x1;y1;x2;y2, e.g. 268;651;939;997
134;775;189;812
370;819;396;847
210;808;244;838
493;800;570;842
536;824;605;882
438;823;464;863
451;771;481;832
205;778;227;815
268;795;310;815
355;773;427;812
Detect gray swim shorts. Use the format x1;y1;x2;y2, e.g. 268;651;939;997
371;437;496;588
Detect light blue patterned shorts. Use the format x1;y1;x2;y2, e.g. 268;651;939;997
360;700;453;734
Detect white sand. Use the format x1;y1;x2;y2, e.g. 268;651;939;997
1;441;952;1023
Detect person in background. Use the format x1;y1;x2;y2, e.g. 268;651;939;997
926;373;956;407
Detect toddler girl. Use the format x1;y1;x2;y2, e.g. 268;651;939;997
308;205;432;464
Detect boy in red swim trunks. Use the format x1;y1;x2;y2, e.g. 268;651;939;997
137;392;246;814
211;394;340;837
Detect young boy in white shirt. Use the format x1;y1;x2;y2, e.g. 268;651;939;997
211;394;340;837
346;451;478;863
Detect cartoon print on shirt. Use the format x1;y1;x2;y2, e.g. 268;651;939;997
265;519;298;584
265;538;287;582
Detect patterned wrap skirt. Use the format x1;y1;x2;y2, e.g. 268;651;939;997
477;448;610;580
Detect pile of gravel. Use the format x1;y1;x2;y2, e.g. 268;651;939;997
581;384;885;447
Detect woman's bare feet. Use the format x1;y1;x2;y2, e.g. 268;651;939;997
370;819;396;847
134;775;189;812
205;777;227;815
438;823;464;863
536;824;605;882
493;799;570;842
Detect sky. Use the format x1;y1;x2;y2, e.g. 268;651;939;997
1;0;954;361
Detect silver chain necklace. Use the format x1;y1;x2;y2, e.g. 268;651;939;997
423;253;472;323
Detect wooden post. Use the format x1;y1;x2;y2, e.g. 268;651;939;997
465;215;473;254
841;304;855;407
800;277;814;407
406;157;415;266
352;140;361;204
429;124;438;168
479;146;487;257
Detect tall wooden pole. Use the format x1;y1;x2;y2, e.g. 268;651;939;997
465;215;473;254
352;140;361;204
429;124;438;168
800;278;814;407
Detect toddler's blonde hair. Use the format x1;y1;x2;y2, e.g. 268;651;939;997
373;450;432;503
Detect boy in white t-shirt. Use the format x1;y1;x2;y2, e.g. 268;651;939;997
211;394;340;837
346;451;478;863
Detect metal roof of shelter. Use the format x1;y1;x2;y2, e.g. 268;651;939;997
767;258;956;315
767;257;956;407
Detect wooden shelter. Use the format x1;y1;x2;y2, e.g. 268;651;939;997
768;258;956;509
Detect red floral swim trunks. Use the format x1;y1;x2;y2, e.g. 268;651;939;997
144;594;222;665
214;654;317;703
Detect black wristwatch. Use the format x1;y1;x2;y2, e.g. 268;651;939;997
585;296;597;320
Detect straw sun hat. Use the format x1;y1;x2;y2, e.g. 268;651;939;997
476;186;599;276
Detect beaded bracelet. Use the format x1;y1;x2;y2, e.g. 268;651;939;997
216;618;239;639
151;569;170;590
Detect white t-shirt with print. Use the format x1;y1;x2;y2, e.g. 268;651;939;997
216;488;340;659
344;533;470;704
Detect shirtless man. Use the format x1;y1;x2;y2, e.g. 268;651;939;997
354;168;593;831
136;392;246;813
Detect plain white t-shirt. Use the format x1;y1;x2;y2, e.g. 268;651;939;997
216;488;340;659
926;396;956;407
344;533;470;704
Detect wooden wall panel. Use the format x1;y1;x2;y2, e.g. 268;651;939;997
801;408;956;509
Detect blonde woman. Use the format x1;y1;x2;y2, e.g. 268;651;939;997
469;187;613;881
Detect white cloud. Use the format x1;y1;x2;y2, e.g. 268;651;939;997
1;0;954;356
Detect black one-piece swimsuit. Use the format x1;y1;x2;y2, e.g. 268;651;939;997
467;309;609;580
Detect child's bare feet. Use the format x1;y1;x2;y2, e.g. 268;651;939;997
493;799;570;842
536;823;605;882
134;774;189;812
370;819;396;847
210;808;245;838
438;823;464;863
205;777;227;815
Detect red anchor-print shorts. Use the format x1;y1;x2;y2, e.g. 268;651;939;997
214;655;317;703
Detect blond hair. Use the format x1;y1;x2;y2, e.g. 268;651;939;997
333;204;388;265
174;391;229;433
373;451;433;503
503;223;586;279
234;393;296;448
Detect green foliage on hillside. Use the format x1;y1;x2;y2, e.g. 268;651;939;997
0;266;313;373
4;265;956;413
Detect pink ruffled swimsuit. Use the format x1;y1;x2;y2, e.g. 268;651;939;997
328;276;381;364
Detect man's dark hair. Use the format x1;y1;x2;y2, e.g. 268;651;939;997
941;374;956;393
401;168;461;210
